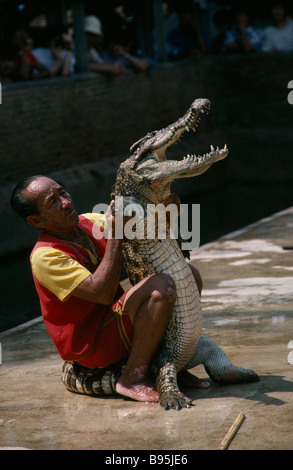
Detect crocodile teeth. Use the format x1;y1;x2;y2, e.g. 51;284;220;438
224;144;227;149
210;144;214;151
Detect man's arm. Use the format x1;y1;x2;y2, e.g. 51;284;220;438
72;237;123;304
72;202;123;304
89;61;126;76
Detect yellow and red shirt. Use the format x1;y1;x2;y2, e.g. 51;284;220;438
31;213;106;302
30;213;129;367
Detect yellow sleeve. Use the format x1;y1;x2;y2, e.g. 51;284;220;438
31;247;91;302
83;213;107;230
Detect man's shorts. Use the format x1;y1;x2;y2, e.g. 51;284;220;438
77;291;134;369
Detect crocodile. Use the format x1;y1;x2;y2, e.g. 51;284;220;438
62;98;259;409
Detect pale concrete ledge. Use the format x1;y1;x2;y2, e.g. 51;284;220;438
0;207;293;450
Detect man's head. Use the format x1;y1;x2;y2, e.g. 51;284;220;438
9;25;29;51
10;176;79;233
235;10;251;28
271;2;287;22
84;15;103;51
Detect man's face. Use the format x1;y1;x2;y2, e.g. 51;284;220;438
24;177;79;232
235;12;249;28
271;5;285;22
86;32;103;50
11;27;28;49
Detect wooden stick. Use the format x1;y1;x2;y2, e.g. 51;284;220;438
217;413;246;450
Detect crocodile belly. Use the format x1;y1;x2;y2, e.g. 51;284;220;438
124;237;202;370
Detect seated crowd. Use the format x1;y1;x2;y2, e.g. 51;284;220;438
0;1;292;84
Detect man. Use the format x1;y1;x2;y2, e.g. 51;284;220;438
84;15;126;76
7;24;51;81
10;175;208;403
32;24;75;77
167;2;209;60
262;2;293;53
222;9;263;54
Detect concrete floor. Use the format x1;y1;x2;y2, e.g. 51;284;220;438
1;207;293;451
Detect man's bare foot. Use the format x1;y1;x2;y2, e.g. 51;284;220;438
116;367;159;403
177;370;210;389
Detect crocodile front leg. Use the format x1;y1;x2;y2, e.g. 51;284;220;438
152;341;193;410
184;336;259;384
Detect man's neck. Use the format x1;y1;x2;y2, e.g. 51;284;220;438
44;226;82;243
276;18;289;29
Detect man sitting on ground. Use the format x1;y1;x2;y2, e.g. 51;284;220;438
10;175;208;402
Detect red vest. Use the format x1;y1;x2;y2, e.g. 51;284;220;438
31;215;123;367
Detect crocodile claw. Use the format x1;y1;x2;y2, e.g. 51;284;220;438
160;391;193;410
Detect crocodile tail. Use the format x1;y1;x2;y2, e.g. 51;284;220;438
184;336;259;384
61;360;126;396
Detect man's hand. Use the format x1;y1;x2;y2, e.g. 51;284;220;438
51;46;65;61
110;61;126;76
105;200;133;239
162;193;181;210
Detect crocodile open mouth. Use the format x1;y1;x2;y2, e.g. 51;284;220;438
128;98;228;171
155;98;228;164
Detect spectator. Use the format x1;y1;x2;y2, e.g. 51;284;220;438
101;31;155;72
32;24;75;77
8;24;50;80
167;1;210;60
211;9;233;54
262;2;293;53
84;15;126;76
0;39;17;83
222;9;263;54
